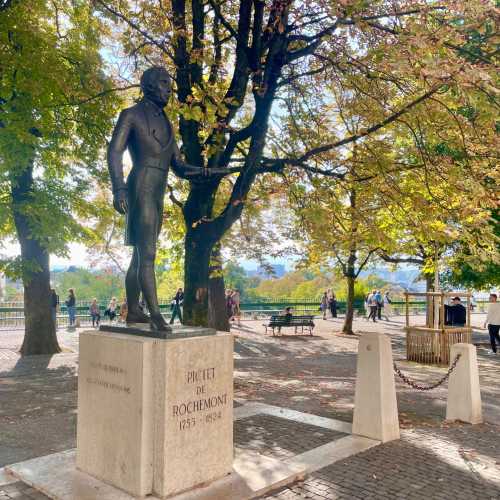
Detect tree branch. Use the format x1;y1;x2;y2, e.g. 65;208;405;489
292;86;441;164
354;248;379;278
93;0;174;60
379;252;424;265
207;0;238;39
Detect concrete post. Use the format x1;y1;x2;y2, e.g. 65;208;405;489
352;333;400;443
446;343;482;424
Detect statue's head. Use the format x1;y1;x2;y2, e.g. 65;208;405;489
140;66;171;107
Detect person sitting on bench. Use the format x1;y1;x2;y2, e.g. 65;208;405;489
281;307;293;321
278;307;293;332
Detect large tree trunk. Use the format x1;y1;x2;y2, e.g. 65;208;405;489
11;161;61;355
208;244;229;331
183;226;214;326
342;274;356;335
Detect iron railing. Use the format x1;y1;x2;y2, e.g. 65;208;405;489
0;298;488;330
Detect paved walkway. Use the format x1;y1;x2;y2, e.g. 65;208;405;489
1;315;499;499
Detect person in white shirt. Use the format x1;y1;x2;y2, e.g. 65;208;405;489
484;293;500;354
383;292;393;320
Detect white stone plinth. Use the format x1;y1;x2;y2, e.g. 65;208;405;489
352;333;400;443
153;334;234;498
76;331;155;497
76;330;233;498
446;343;482;424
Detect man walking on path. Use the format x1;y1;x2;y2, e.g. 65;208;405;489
484;293;500;355
170;288;184;324
366;290;378;322
375;290;383;320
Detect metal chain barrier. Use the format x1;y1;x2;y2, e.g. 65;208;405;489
393;354;461;391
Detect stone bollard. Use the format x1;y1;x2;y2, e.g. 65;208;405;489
352;333;400;443
446;343;482;424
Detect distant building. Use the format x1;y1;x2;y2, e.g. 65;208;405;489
247;264;286;279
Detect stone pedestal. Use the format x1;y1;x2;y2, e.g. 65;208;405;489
446;343;482;424
76;329;233;498
352;333;400;443
153;334;233;497
76;332;155;496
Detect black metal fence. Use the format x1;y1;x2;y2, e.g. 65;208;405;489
1;297;487;330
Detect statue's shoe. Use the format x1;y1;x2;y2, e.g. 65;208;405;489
150;312;170;332
127;309;150;324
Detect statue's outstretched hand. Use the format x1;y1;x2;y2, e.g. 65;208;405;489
185;166;228;181
113;189;128;214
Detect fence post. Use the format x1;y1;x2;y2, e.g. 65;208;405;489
352;332;400;443
446;343;482;424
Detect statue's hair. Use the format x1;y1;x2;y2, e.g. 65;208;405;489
140;66;171;92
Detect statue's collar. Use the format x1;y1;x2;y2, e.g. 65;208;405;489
142;97;165;116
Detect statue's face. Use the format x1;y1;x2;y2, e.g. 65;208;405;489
145;70;171;106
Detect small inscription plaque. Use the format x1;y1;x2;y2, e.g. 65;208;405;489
86;377;131;394
172;367;229;432
85;361;130;394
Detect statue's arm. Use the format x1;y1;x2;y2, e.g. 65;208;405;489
170;141;201;179
107;109;133;213
170;133;226;179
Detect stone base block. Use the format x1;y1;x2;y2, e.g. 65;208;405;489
153;334;234;497
446;343;482;424
352;333;400;443
76;330;233;498
76;331;155;496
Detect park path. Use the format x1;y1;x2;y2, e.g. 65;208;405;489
0;315;499;499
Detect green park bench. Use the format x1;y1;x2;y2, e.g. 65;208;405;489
263;314;315;336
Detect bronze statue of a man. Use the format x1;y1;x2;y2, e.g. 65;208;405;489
108;67;203;331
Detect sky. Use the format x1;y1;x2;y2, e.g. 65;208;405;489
0;240;290;271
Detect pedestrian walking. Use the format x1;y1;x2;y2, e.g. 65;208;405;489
232;289;241;326
226;289;234;322
50;287;59;329
366;290;378;322
328;292;337;318
169;288;184;325
375;290;383;320
89;298;100;327
65;288;76;327
320;292;328;320
484;293;500;355
383;291;393;320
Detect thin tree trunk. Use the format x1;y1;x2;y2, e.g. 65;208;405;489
425;272;434;327
342;274;355;335
11;161;61;355
208;243;229;331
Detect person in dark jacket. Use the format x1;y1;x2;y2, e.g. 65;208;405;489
328;293;337;318
448;296;467;327
50;288;59;328
65;288;76;327
169;288;184;325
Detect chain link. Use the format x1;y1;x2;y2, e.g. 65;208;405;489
393;354;462;391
